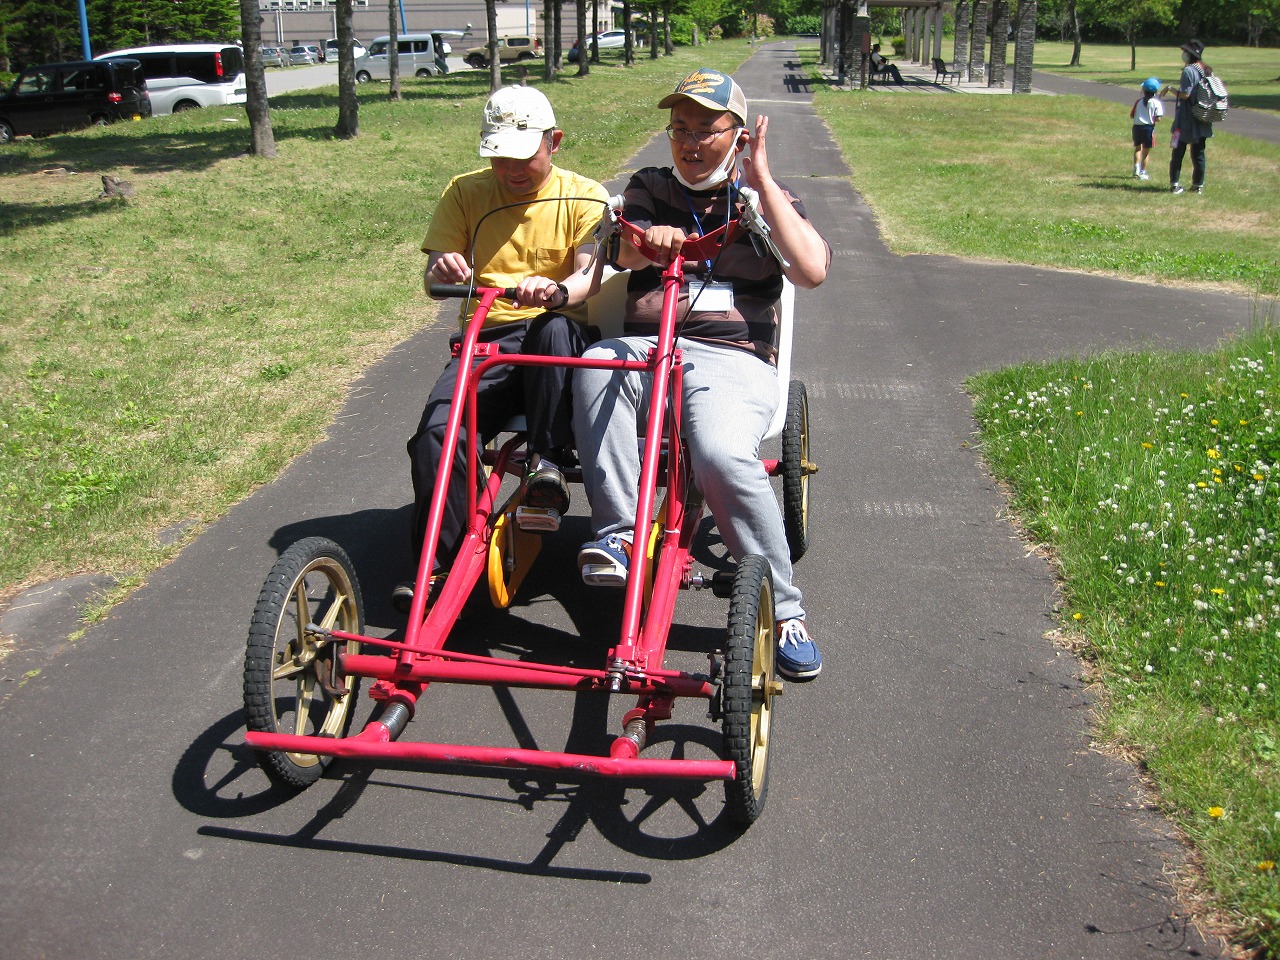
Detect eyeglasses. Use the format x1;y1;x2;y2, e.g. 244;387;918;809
664;125;739;145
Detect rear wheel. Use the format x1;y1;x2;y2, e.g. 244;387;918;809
172;99;200;113
355;70;372;83
721;554;778;825
0;120;13;143
781;379;811;562
243;537;364;790
517;52;535;61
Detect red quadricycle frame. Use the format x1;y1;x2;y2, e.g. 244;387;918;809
241;193;816;827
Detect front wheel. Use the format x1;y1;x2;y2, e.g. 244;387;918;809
721;554;778;825
355;70;372;83
466;54;487;69
781;380;812;562
0;120;13;143
243;537;364;790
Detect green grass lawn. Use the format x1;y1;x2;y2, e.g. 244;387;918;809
1034;39;1280;114
810;61;1279;295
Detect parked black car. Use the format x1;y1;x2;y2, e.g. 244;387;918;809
0;59;151;143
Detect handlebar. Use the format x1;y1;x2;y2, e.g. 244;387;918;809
429;283;518;299
595;186;790;270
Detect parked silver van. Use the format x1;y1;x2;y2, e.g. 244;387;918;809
353;33;451;81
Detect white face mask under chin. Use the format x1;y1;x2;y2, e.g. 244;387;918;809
674;144;739;191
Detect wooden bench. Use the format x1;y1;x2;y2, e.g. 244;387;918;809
933;57;962;85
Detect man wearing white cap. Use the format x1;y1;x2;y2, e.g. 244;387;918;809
572;68;831;680
399;85;608;613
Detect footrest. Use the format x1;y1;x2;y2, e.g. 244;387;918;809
515;505;561;532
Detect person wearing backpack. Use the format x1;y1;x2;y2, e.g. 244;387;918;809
1162;40;1215;195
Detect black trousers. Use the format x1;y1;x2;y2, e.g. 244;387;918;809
406;313;595;567
1170;137;1207;188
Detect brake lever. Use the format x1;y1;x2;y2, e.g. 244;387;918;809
737;186;790;269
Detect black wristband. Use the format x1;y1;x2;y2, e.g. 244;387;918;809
554;282;569;309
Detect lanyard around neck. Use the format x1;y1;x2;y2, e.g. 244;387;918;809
680;176;738;273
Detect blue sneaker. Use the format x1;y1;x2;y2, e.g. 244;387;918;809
578;533;632;587
775;619;821;681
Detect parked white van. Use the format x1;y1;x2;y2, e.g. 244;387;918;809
353;33;452;80
96;43;247;115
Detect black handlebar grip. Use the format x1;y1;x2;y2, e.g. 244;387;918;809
429;284;520;299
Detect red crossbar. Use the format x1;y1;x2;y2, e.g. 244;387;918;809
244;730;737;781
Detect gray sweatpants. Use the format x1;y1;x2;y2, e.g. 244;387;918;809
572;336;804;622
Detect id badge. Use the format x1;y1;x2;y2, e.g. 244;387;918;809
689;281;734;313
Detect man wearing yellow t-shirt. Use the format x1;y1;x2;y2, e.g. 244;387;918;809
398;86;609;613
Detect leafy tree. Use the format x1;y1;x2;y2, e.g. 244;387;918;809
1091;0;1178;68
686;0;729;41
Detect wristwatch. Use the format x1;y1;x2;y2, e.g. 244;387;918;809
554;282;569;308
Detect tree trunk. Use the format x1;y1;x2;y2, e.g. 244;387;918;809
622;0;633;64
388;0;400;100
334;0;358;138
544;0;556;79
649;5;658;58
591;0;601;62
577;0;589;75
1068;0;1081;66
487;0;500;91
238;0;277;157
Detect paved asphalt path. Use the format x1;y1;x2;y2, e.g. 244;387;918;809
0;41;1261;960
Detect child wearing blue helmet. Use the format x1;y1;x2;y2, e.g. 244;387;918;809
1130;77;1164;181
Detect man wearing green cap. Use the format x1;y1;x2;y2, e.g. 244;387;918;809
572;68;831;681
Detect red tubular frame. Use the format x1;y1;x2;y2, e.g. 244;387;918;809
244;215;750;784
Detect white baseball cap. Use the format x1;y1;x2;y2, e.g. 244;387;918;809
480;86;557;159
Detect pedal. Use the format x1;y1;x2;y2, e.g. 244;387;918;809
515;505;561;532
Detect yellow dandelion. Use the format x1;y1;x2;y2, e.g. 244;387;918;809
1181;393;1189;398
1207;448;1220;459
1258;861;1277;873
1142;441;1154;449
1155;581;1166;587
1197;481;1208;488
1076;410;1084;417
1211;588;1225;595
1208;806;1225;818
1255;473;1265;481
1211;419;1219;426
1240;420;1249;426
1072;612;1083;621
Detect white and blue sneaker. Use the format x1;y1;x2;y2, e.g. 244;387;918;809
775;619;822;681
578;532;632;587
